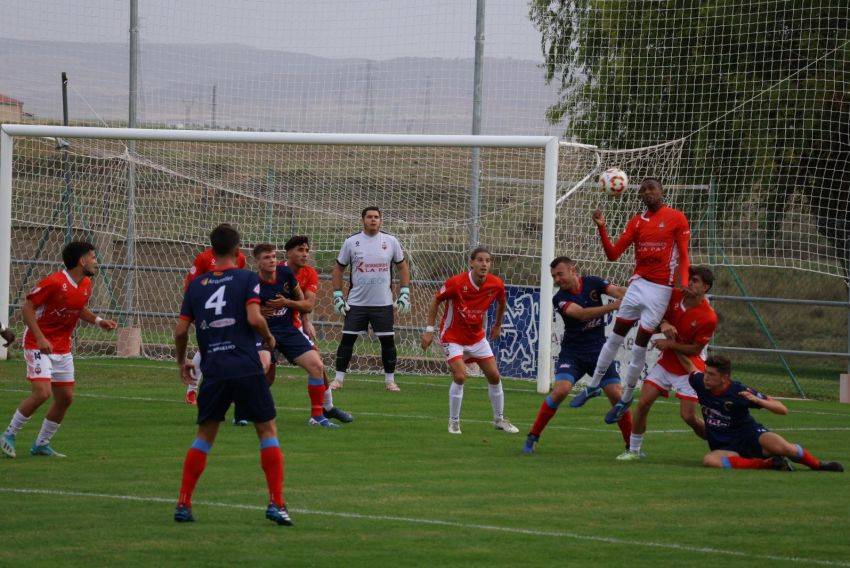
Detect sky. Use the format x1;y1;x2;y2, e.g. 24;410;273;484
0;0;543;61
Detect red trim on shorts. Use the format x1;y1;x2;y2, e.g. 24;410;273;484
465;355;496;364
615;316;638;326
447;355;464;363
644;379;669;398
179;315;193;322
638;324;656;335
674;392;698;402
27;377;51;382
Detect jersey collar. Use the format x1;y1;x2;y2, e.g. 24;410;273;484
62;270;80;288
467;271;484;290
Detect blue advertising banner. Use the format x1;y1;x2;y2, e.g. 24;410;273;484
487;285;539;379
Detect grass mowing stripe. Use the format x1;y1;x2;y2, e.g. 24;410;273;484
0;486;847;568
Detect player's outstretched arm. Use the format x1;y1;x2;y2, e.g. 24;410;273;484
563;298;622;322
594;209;634;261
739;389;788;415
676;218;691;288
421;295;443;350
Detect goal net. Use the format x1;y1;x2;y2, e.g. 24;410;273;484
1;126;562;385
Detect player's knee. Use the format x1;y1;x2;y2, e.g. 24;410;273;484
452;375;466;385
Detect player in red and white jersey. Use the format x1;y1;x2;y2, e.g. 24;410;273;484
421;247;519;435
0;242;117;459
182;226;247;405
573;178;692;423
269;235;351;423
616;265;716;461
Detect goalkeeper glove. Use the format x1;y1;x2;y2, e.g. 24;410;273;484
333;290;350;315
395;286;411;314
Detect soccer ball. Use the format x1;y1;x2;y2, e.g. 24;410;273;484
599;168;629;195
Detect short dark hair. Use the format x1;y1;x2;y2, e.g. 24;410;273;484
284;235;309;251
639;177;663;191
689;265;714;290
210;224;240;257
470;246;491;261
62;241;95;270
549;256;576;269
705;354;732;376
361;206;381;218
252;243;276;258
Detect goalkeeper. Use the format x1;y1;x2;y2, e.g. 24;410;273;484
330;207;411;392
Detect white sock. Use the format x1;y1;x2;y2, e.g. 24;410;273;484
385;372;395;385
323;387;334;411
5;410;31;437
334;371;345;384
621;345;648;403
629;433;644;453
488;382;505;421
588;334;625;388
449;382;464;421
35;418;61;447
188;352;202;393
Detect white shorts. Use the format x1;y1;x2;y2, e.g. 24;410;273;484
617;277;674;333
644;363;698;401
25;349;75;384
442;338;494;364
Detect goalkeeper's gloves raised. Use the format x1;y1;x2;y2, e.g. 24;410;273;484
333;290;350;315
395;286;411;314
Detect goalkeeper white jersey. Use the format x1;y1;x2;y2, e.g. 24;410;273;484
337;231;405;307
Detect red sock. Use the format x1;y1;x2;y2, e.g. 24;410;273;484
792;445;821;469
617;409;633;446
261;444;285;507
308;379;326;417
179;447;209;506
725;456;774;469
530;398;559;436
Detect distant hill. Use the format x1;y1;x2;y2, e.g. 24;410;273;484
0;39;563;135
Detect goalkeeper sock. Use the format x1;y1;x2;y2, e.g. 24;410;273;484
323;386;334;411
307;377;325;417
529;396;559;436
721;456;774;470
260;438;285;508
588;334;624;388
334;371;345;385
179;438;211;506
791;444;821;469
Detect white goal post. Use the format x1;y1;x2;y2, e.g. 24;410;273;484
0;125;560;393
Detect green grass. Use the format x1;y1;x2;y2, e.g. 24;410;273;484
1;358;849;567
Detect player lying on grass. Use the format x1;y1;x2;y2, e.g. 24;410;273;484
421;247;518;435
679;353;843;472
523;256;630;454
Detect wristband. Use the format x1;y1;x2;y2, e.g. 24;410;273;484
95;316;103;325
424;325;435;333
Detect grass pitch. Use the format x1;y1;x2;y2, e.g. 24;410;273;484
1;358;849;567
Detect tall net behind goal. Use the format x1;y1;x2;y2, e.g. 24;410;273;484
2;127;559;379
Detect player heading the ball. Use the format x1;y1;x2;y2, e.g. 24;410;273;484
572;178;691;423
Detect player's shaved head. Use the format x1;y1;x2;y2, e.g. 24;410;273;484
210;224;240;256
62;241;95;269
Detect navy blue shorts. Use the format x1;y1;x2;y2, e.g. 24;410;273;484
708;424;770;458
554;349;620;387
196;373;276;424
273;326;314;364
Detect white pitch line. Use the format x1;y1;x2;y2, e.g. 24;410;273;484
0;487;847;567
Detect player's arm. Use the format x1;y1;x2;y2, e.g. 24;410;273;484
563;299;621;321
79;308;118;330
593;209;634;261
604;284;627;300
659;319;678;339
267;285;312;312
653;337;706;355
674;350;697;373
738;389;788;415
331;261;351;314
247;301;275;352
21;299;52;353
489;294;507;341
676;216;691;288
174;318;195;385
420;294;446;350
394;257;412;313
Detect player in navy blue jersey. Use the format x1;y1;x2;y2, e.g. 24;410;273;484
173;225;294;526
523;256;629;454
683;354;843;472
253;244;348;428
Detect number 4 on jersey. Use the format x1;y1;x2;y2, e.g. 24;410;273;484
204;285;227;315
